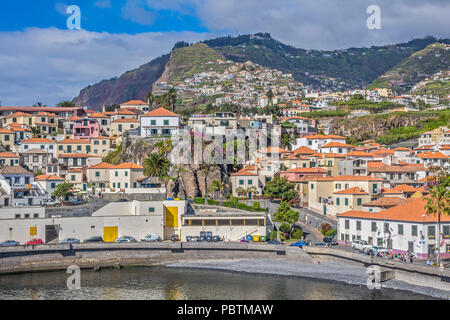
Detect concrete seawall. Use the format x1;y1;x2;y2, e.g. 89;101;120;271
0;243;309;274
303;246;450;292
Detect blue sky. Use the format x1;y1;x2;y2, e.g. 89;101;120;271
0;0;449;106
0;1;208;34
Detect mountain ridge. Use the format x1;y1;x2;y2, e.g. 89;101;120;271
73;33;450;109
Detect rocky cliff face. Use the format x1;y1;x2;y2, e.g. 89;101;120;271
120;134;232;199
329;113;434;141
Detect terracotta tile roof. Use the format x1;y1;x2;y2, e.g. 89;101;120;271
337;197;450;223
88;112;107;118
35;174;64;181
334;187;369;195
292;146;316;155
415;145;435;151
89;162;117;169
308;175;383;182
345;151;374;158
114;162;144;169
36;112;57;117
7;112;32;118
22;138;54;143
231;166;257;176
282;167;328;174
371;149;395;155
112;118;139;123
417;151;448;159
21;148;50;154
121;99;148;106
59;153;100;158
69;116;82;121
58;139;91;144
362;197;410;208
285;153;310;160
0;166;32;175
323;153;346;158
141;107;179;117
320;142;353;148
383;184;419;194
0;128;13;134
367;163;428;173
393;147;410;151
0;152;19;158
116;109;137;115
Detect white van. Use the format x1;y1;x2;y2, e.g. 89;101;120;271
352;239;370;251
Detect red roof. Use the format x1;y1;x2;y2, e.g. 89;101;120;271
121;100;148;106
141;107;179;117
35;174;64;181
22;138;54;144
0;152;19;158
334;187;369;195
320;142;353;148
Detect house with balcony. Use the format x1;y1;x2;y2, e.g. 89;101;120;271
34;174;65;200
59;153;102;168
111;118;139;137
72;118;100;140
140;108;181;138
0;152;20;167
0;166;46;206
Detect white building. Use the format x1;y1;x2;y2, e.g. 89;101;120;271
336;197;450;260
140;107;181;138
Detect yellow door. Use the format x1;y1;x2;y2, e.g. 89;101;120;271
165;207;178;228
104;227;118;242
30;227;37;236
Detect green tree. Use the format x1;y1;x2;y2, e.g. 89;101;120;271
144;153;171;178
264;177;298;201
266;88;274;106
209;179;225;200
52;182;75;203
56;100;77;108
31;127;41;138
273;201;299;238
168;88;178;112
424;167;450;266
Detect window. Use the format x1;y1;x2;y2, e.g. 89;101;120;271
248;180;253;185
125;183;128;188
428;226;436;239
164;120;169;125
71;175;76;182
77;145;82;151
125;171;128;177
411;225;418;236
115;171;118;177
24;145;29;150
356;221;361;231
310;183;314;190
368;237;373;245
15;214;20;219
95;172;100;177
335;183;341;189
239;180;244;185
151;120;156;125
345;198;349;206
384;223;389;233
444;225;450;237
398;224;404;235
338;148;342;153
4;135;9;141
345;220;349;229
94;140;99;145
33;214;39;218
336;197;340;205
371;222;377;232
357;198;362;206
86;146;91;153
373;184;378;193
149;207;155;213
327;160;332;166
59;146;63;151
50;183;56;189
40;145;44;149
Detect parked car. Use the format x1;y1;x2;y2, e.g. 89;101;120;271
115;236;137;243
59;238;80;244
171;234;179;242
141;234;161;242
41;199;58;207
240;239;251;243
0;240;20;246
267;240;282;245
213;236;222;242
352;239;370;251
323;237;338;245
84;236;103;243
196;237;206;242
369;246;389;255
25;238;43;245
290;240;308;247
314;242;329;247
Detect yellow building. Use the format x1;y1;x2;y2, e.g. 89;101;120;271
0;128;14;151
57;138;92;157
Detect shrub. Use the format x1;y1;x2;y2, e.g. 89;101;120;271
292;229;304;240
269;231;277;241
193;198;205;204
325;229;337;238
320;223;332;235
252;202;260;210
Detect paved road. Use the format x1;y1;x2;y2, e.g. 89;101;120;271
296;220;323;243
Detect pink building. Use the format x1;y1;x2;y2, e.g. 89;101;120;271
73;118;100;140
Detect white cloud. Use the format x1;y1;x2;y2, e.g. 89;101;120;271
94;0;112;9
121;0;156;26
0;28;212;106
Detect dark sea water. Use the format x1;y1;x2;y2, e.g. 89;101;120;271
0;267;435;300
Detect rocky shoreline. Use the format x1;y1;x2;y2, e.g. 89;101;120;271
165;259;450;300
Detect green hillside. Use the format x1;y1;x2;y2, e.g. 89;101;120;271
368;43;450;93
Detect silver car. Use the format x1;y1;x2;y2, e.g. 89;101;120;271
141;234;161;242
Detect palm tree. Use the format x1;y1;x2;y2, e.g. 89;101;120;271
144;153;171;178
145;92;155;108
168;88;177;112
236;187;247;197
424;167;450;266
209;179;225;200
31;127;41;138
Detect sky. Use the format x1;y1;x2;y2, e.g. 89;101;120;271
0;0;449;106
